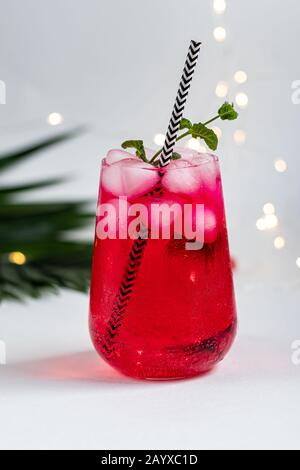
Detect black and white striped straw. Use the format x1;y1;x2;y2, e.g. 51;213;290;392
159;40;202;167
98;40;201;358
97;236;148;358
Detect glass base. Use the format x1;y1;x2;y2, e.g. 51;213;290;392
93;322;237;381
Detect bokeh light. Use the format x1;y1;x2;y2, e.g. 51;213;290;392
235;92;249;108
9;252;27;265
47;112;63;126
234;129;247;145
213;27;227;42
274;159;288;173
213;0;227;14
256;218;267;231
234;70;248;84
274;237;286;250
265;214;279;229
263;203;275;215
153;133;165;146
215;81;229;98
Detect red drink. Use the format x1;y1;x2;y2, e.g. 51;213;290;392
89;149;237;380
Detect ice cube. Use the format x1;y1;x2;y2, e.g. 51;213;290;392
102;159;159;199
162;153;219;195
173;147;200;160
161;159;202;196
203;208;218;243
185;152;219;192
105;149;137;165
197;158;218;192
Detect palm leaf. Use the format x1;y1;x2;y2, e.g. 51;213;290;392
0;177;66;202
0;128;94;303
0;127;85;172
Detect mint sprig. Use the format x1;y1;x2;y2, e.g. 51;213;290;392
179;118;193;131
122;101;238;165
218;102;238;120
191;123;218;151
171;152;182;160
121;140;147;162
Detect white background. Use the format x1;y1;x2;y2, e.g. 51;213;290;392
0;0;300;450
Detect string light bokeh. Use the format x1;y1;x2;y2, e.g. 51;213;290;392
233;129;247;145
8;252;27;266
210;0;298;275
274;236;286;250
213;0;227;15
47;112;63;126
215;81;229;98
274;159;288;173
235;92;249;109
152;0;296;277
213;27;227;43
153;133;166;146
234;70;248;84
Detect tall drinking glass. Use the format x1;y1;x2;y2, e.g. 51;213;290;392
89;150;237;380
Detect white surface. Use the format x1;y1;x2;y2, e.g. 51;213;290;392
0;281;299;450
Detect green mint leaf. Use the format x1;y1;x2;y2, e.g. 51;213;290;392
180;118;192;131
121;140;147;162
218;102;238;121
191;123;218;151
171;152;182;160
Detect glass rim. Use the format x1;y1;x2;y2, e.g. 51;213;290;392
102;151;219;171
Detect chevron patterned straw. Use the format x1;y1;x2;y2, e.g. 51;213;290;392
98;237;148;358
159;40;202;167
99;40;202;358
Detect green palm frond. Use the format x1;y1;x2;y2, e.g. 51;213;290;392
0;178;66;202
0;128;84;171
0;129;94;303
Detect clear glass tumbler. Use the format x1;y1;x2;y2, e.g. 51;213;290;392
89;150;237;380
